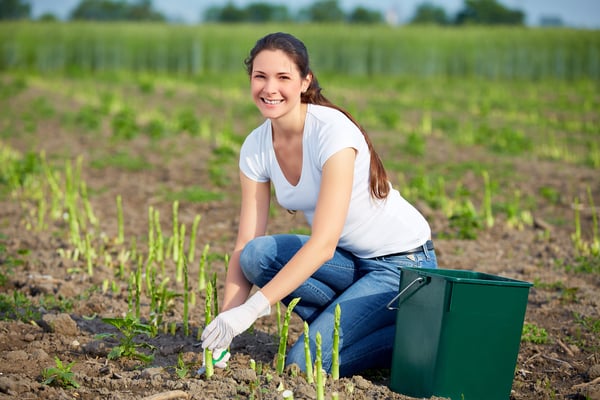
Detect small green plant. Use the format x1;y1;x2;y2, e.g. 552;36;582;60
175;352;189;379
521;322;549;344
276;297;301;374
331;303;341;380
446;199;482;240
203;280;214;378
177;108;199;135
315;332;324;400
111;107;138;140
42;356;80;389
97;314;155;363
574;313;600;336
303;322;313;384
164;186;224;203
0;291;41;322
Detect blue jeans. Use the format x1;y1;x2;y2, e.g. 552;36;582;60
239;234;438;377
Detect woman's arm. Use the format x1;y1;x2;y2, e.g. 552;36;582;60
260;147;356;305
221;172;271;312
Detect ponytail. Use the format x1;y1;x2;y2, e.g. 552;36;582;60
302;73;390;199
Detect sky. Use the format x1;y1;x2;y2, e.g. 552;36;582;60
29;0;600;29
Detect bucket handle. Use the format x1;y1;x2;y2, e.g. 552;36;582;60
386;276;426;310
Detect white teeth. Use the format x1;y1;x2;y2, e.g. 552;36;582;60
264;98;282;105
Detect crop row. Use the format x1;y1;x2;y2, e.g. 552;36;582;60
1;23;599;80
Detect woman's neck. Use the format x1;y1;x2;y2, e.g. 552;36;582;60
271;103;308;139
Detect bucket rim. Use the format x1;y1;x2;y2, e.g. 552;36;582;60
400;267;533;288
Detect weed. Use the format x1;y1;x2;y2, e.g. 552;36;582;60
175;352;189;379
561;255;600;275
574;313;600;336
97;314;155;363
177;109;199;135
112;107;138;140
164;187;223;203
445;199;482;240
90;151;151;171
521;322;549;344
41;356;80;389
74;104;102;131
0;291;41;322
403;131;426;156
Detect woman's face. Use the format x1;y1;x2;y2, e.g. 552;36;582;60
250;49;311;121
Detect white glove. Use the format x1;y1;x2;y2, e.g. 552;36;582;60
201;291;271;351
203;348;230;369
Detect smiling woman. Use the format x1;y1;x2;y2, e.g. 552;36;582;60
199;32;438;378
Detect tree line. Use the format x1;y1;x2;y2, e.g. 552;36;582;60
1;0;525;25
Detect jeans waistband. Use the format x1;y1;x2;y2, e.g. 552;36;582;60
385;240;434;257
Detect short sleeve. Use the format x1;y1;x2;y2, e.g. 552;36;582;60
239;125;271;183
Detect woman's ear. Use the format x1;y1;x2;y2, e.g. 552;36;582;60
302;72;313;93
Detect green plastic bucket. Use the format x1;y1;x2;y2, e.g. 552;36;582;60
388;267;532;400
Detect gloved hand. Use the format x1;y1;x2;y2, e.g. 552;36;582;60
201;291;271;351
203;347;230;369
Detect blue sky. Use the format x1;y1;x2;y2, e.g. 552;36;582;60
29;0;600;28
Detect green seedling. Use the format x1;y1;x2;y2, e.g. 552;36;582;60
116;195;124;244
211;272;218;320
153;209;165;274
276;301;282;337
447;199;482;240
521;322;549;344
315;332;324;400
203;280;214;378
176;223;185;282
0;291;41;322
276;297;301;374
188;214;201;263
183;253;190;336
303;322;313;384
98;314;155;363
332;303;341;380
197;244;209;291
175;352;189;379
80;180;97;229
482;170;494;228
172;200;179;264
505;190;533;230
148;276;178;335
42;356;80;389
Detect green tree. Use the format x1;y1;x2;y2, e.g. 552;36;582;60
219;2;246;22
70;0;165;21
304;0;344;23
348;6;383;24
38;13;58;22
246;2;289;23
410;2;448;25
455;0;524;25
0;0;30;20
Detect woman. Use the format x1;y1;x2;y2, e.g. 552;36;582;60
201;32;437;377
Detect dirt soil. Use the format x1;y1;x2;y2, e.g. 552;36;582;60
0;80;599;400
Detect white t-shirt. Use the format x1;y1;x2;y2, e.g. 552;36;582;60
239;103;431;258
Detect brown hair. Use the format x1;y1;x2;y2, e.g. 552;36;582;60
244;32;390;199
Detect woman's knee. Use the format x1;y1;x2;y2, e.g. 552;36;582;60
239;236;278;285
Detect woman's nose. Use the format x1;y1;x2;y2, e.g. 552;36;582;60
262;78;277;94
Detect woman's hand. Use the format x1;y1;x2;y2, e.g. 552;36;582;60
201;291;271;350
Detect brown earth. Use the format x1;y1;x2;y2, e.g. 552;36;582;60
0;77;599;400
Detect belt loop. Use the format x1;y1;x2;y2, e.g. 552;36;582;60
423;241;431;261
